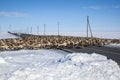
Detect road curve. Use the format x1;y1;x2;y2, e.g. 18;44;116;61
62;46;120;65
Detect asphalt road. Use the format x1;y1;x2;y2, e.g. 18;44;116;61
62;46;120;65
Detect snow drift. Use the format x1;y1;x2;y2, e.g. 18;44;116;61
0;50;119;80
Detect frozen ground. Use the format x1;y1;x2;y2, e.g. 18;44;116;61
0;32;120;80
105;43;120;48
36;32;120;39
0;49;120;80
0;32;120;39
0;32;18;39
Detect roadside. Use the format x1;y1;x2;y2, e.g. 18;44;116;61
60;46;120;65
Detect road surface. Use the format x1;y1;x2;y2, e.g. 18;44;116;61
62;46;120;65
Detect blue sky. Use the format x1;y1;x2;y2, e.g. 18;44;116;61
0;0;120;33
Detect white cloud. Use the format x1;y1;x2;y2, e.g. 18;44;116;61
112;5;120;9
82;5;120;10
0;11;28;17
82;6;104;10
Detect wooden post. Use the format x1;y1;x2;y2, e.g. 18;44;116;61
87;16;89;38
87;16;93;38
37;26;39;35
58;22;60;36
44;24;46;35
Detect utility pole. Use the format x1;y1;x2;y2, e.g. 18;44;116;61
57;22;60;36
27;27;29;34
86;16;93;38
87;16;89;38
30;26;32;34
26;26;29;34
0;26;1;32
44;24;46;35
0;26;2;32
9;24;11;32
57;22;60;48
89;22;93;38
37;26;39;35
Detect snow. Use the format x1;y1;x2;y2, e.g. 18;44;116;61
0;50;120;80
0;32;120;39
0;57;7;64
105;43;120;48
0;31;120;80
35;32;120;39
0;32;18;39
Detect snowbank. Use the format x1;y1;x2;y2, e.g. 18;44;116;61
1;50;120;80
106;43;120;48
0;57;7;64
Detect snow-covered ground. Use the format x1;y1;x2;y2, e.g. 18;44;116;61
0;32;120;80
0;32;120;39
105;43;120;48
0;32;18;39
37;32;120;39
0;50;120;80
